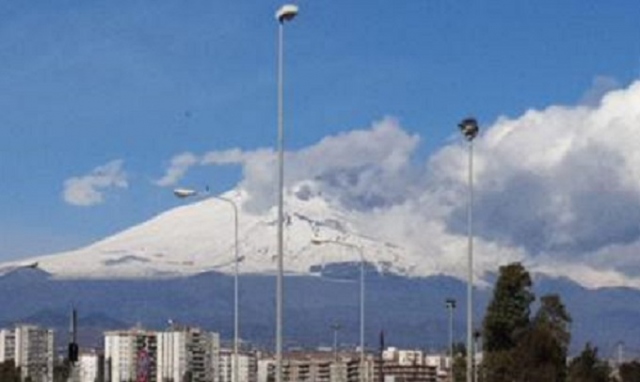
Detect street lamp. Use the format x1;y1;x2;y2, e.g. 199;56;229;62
445;298;456;382
458;117;479;382
173;188;240;382
275;4;298;382
311;238;366;382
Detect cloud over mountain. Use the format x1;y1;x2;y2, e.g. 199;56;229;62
153;80;640;287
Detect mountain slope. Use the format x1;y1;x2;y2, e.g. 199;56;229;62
15;188;414;279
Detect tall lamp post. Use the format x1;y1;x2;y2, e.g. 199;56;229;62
445;298;456;382
173;188;240;382
458;117;479;382
311;238;366;382
275;4;298;382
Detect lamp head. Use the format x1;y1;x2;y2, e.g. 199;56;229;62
445;298;456;308
276;4;298;23
458;117;479;141
173;188;198;199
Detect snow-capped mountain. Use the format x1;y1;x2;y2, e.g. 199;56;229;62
10;186;418;279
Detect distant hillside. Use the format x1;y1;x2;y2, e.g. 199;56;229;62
1;267;638;357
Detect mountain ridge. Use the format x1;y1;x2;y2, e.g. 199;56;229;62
1;266;638;356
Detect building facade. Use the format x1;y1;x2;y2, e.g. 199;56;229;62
257;351;363;382
77;351;104;382
105;328;157;382
372;348;446;382
0;328;16;363
219;349;257;382
105;326;221;382
11;325;54;382
156;326;220;382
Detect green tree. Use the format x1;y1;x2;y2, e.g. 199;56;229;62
482;262;535;382
513;294;572;382
567;343;612;382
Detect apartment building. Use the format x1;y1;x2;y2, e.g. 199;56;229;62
76;351;104;382
254;348;450;382
105;326;221;382
371;348;446;382
219;348;257;382
157;325;220;382
257;351;364;382
0;324;55;382
0;328;16;363
105;328;157;382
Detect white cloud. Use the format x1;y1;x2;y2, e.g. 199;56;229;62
235;117;421;211
156;81;640;287
155;117;419;211
63;160;128;207
420;80;640;285
154;152;199;187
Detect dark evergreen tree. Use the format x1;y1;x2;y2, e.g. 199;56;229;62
482;262;535;382
514;294;572;382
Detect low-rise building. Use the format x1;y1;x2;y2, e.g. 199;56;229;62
257;351;365;382
372;348;447;382
219;348;257;382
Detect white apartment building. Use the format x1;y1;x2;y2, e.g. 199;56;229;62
378;347;447;382
105;326;221;382
105;328;157;382
156;326;220;382
77;351;103;382
256;351;363;382
219;348;256;382
0;328;16;363
5;324;55;382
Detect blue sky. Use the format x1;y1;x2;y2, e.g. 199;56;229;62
1;1;640;264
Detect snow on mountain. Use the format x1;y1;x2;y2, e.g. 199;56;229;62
15;186;418;279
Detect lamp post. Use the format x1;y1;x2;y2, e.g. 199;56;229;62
173;188;240;382
458;117;479;382
311;238;366;382
445;298;456;382
275;4;298;382
473;329;482;382
331;323;342;362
